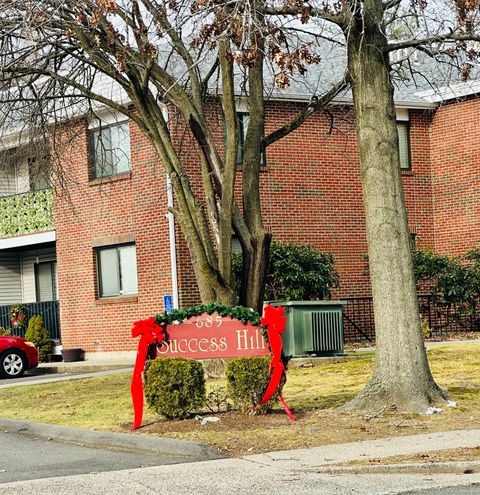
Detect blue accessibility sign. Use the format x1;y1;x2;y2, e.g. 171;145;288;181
163;295;173;313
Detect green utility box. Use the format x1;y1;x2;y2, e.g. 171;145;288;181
266;300;346;357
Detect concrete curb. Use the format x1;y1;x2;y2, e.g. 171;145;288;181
0;418;225;462
308;460;480;475
33;363;134;374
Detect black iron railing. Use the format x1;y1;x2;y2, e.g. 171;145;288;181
342;295;480;342
343;297;375;342
0;301;61;340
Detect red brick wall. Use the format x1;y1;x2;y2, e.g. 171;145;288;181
172;101;435;302
430;97;480;255
262;104;434;297
403;109;436;252
54;102;436;351
54;121;173;352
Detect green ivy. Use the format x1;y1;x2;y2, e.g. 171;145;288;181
0;189;54;238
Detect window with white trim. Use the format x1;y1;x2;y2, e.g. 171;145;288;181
234;112;266;166
35;261;57;302
89;121;132;179
96;244;138;297
397;121;411;170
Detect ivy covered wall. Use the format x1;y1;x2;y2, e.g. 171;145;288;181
0;189;54;238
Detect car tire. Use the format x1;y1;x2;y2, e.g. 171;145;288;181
0;350;27;378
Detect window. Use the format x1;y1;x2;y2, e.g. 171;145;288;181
410;233;417;251
28;156;51;191
232;236;242;254
397;121;411;170
35;261;57;302
89;121;132;179
96;244;138;297
0;146;50;196
233;112;266;166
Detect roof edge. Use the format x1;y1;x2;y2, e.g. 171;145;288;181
268;91;438;109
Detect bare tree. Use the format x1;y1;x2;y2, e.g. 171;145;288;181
0;0;346;312
274;0;479;412
1;0;479;412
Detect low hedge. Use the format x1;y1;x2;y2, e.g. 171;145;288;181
226;356;274;414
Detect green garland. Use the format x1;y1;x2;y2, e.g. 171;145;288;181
154;303;268;341
153;303;292;367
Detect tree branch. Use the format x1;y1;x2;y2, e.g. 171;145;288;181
265;75;348;146
262;5;346;27
387;32;480;52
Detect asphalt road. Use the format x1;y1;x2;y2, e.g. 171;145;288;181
407;488;480;494
0;430;189;484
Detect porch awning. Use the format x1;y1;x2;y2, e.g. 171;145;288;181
0;230;56;250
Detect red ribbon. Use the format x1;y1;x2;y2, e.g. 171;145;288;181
131;318;164;430
260;305;296;421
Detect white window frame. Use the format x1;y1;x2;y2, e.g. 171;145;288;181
96;243;138;298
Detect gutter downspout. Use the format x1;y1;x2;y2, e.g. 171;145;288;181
161;103;179;310
166;175;179;310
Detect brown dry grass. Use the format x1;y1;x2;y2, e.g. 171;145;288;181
343;446;480;466
0;342;478;456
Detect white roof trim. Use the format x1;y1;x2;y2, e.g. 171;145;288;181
267;91;438;109
414;80;480;103
0;230;56;250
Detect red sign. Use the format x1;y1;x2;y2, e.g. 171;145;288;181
154;312;269;359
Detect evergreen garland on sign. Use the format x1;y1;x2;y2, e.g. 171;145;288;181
154;303;268;341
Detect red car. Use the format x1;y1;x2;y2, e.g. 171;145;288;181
0;336;39;378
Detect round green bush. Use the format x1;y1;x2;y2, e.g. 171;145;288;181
144;358;206;420
226;356;274;413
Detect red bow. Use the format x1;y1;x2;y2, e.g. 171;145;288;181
260;305;296;421
131;318;164;430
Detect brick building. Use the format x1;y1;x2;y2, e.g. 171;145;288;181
0;82;478;358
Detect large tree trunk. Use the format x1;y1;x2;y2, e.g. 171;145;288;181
341;0;448;412
238;20;271;314
239;233;271;313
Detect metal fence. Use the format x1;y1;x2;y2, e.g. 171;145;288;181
343;297;376;342
342;295;480;342
0;301;61;340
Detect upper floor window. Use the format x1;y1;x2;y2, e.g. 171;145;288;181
0;145;50;197
28;156;51;191
96;243;138;298
234;112;266;166
397;121;411;170
89;120;131;179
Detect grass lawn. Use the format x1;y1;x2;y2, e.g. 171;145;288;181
0;342;479;456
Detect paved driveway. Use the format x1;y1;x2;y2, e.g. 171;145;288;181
0;430;189;484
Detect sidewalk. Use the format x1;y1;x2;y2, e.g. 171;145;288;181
35;359;134;374
0;426;479;494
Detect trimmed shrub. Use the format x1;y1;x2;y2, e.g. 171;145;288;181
232;241;339;302
226;356;274;414
144;358;206;420
25;315;52;362
0;327;11;336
